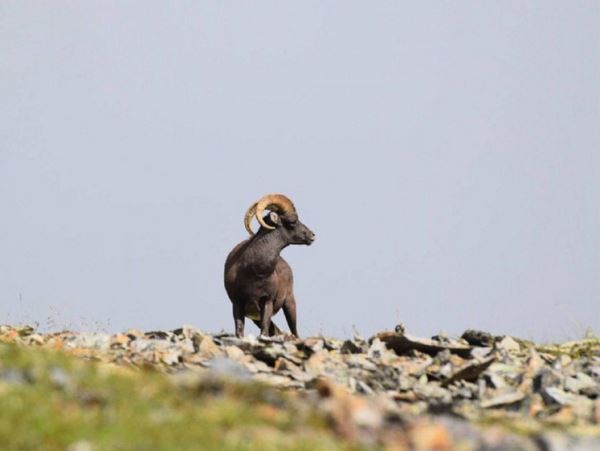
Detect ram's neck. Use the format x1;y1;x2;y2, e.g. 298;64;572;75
246;230;288;277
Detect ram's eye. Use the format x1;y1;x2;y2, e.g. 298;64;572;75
284;221;296;229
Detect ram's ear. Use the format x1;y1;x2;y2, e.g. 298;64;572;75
269;211;282;226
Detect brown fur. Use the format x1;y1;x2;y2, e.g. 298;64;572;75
224;211;314;337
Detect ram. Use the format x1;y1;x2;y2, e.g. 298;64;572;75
224;194;315;338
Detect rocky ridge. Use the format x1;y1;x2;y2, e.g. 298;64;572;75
1;324;599;450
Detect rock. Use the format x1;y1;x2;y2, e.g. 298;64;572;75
565;372;597;394
125;328;144;338
26;334;45;346
340;339;366;354
253;373;299;388
217;335;256;351
497;336;521;352
486;373;508;390
541;387;592;407
310;377;384;442
252;342;301;367
0;368;30;384
250;359;271;373
536;431;600;451
15;325;35;337
481;390;526;408
431;331;450;344
533;368;563;392
178;338;195;355
345;354;378;372
461;329;494;347
298;337;325;355
159;349;181;366
367;338;397;365
305;350;328;376
581;384;600;399
197;336;222;359
3;324;600;448
376;332;472;358
470;346;493;359
398;374;416;392
66;440;95;451
555;354;573;368
110;334;130;349
356;380;374;395
438;416;539;451
50;367;72;389
224;345;245;361
171;324;203;341
204;357;252;380
442;356;495;387
323;338;343;351
145;330;170;340
274;357;312;383
414;382;452;403
409;421;453;450
528;393;545;417
451;380;478;400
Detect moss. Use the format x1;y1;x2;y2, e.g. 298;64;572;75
536;338;600;359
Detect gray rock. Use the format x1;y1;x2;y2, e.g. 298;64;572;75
340;339;366;354
565;372;597;394
470;346;493;359
50;367;72;389
431;331;450;344
215;336;256;351
442;355;495;387
367;338;388;360
541;386;591;407
414;382;452;403
204;357;252;380
481;390;526;408
0;368;30;384
397;374;416;391
497;336;521;352
486;373;508;390
533;368;563;392
461;329;494;347
356;380;374;395
4;323;599;449
376;331;472;358
536;432;600;451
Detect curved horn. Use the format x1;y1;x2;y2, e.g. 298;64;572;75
255;194;296;231
243;202;258;236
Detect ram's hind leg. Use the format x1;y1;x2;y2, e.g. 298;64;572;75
232;302;245;338
283;294;299;338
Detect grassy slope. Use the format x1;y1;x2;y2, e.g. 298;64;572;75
0;343;351;451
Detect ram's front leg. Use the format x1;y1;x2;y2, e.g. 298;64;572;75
283;294;299;338
259;298;274;337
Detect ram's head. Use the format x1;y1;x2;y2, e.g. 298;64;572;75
244;193;315;245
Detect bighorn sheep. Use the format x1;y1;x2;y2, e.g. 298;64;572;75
224;194;315;338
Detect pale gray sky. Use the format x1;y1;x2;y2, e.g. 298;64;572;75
1;2;598;340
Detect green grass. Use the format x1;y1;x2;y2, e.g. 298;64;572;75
0;343;350;451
